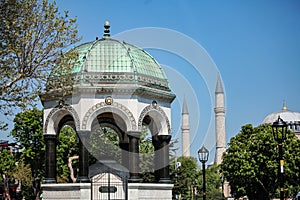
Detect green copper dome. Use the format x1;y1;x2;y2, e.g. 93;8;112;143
45;24;175;102
71;38;168;81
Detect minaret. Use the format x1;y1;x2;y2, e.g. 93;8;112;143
181;97;190;157
214;74;226;165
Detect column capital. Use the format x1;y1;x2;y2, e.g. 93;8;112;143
158;135;171;144
126;131;141;139
153;134;171;149
44;134;57;140
77;130;91;137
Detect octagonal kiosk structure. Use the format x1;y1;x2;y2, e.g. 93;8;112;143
40;22;175;200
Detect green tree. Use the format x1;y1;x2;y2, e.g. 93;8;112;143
89;127;121;163
170;156;199;199
170;157;223;200
139;126;155;183
56;125;78;183
10;108;82;196
0;149;16;200
10;108;45;199
220;124;300;199
13;161;32;199
198;164;223;200
0;0;80;126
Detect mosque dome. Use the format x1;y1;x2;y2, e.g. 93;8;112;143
262;103;300;124
262;102;300;138
45;21;175;102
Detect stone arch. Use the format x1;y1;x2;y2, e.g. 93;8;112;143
44;105;80;135
82;101;137;131
138;105;171;135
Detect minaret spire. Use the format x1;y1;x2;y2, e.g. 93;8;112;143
182;96;189;114
214;74;226;165
181;96;190;157
216;73;224;93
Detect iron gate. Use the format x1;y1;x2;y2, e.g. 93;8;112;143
91;171;127;200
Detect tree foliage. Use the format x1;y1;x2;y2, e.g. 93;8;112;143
203;164;224;199
9;108;81;198
10;108;45;199
56;125;78;183
89;127;121;163
139;126;155;183
11;108;45;179
0;0;80;122
220;124;300;199
170;156;199;199
0;149;16;180
0;149;16;200
13;161;33;198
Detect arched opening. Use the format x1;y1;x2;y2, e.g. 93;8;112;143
138;108;172;183
89;112;128;163
139;111;169;183
43;109;90;184
56;115;79;183
89;112;129;200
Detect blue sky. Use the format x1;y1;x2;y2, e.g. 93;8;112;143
2;0;300;163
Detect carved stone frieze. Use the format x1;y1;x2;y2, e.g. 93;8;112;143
81;101;137;131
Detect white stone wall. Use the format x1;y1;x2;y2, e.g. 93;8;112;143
42;183;173;200
43;95;172;136
128;183;173;200
42;183;91;200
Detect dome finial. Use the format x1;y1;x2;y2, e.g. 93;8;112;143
282;100;287;111
103;20;110;38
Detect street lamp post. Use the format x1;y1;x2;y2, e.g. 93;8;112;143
198;145;209;200
272;116;287;200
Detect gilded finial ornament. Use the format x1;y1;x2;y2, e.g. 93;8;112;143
103;20;110;37
152;100;157;108
282;100;287;111
58;99;65;108
105;96;113;105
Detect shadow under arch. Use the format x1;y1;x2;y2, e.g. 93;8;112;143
138;104;171;136
88;112;129;163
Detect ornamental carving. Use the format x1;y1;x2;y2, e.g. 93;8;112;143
44;104;80;134
82;101;137;130
138;105;171;135
72;72;169;89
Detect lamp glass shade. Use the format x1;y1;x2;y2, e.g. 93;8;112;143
198;145;209;163
272;116;288;142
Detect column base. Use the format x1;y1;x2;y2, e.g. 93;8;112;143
128;178;142;183
76;176;90;183
43;178;56;184
159;178;171;183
